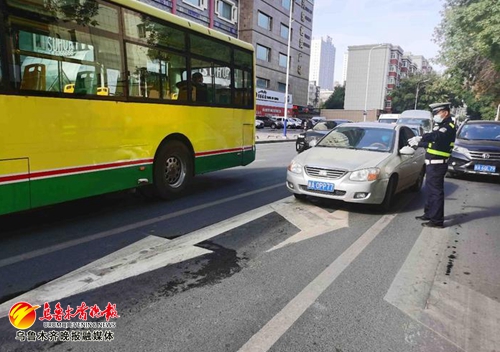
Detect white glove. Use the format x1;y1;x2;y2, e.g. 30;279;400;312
408;136;422;148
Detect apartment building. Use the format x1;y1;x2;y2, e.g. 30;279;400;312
344;44;433;112
239;0;314;109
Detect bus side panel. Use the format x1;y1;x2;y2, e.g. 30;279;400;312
29;164;153;208
0;159;30;215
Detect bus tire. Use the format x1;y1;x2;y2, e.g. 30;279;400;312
154;141;193;199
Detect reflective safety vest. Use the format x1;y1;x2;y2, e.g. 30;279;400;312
426;122;456;158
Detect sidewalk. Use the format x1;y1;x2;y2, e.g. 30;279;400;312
255;129;300;144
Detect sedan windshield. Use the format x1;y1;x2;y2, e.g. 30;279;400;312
397;118;432;131
458;124;500;140
317;127;395;152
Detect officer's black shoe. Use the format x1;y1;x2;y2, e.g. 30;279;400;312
415;215;430;220
421;221;444;228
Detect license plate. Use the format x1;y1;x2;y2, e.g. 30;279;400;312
474;164;496;172
307;180;335;192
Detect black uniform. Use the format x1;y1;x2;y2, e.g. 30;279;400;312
417;117;456;225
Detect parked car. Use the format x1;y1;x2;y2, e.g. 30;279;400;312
310;116;327;124
295;119;353;153
272;116;299;129
256;116;274;128
269;117;284;129
448;120;500;177
287;122;425;211
255;119;264;129
398;110;434;132
378;113;400;124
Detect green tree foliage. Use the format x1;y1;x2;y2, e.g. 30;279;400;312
322;86;345;109
389;74;456;113
434;0;500;119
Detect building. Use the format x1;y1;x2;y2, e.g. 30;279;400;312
341;52;348;85
239;0;314;110
308;81;320;108
406;53;433;74
309;36;336;91
139;0;314;114
139;0;239;37
344;44;432;113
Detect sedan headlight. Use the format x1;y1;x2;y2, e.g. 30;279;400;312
349;167;380;181
287;160;303;174
452;146;471;159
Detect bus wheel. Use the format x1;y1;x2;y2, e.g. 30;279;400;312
154;141;193;199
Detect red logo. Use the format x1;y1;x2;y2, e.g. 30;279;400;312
9;302;40;329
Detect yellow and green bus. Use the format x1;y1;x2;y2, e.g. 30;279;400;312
0;0;255;216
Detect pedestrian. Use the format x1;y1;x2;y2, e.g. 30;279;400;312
408;102;456;228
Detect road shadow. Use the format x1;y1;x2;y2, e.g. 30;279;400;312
444;206;500;227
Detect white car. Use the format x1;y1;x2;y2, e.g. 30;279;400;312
287;122;425;211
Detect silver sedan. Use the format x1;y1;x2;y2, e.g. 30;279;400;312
286;123;426;211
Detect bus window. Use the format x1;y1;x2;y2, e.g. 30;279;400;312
126;43;186;100
14;24;124;96
190;34;230;63
123;9;185;51
7;0;120;34
235;68;253;108
189;59;233;105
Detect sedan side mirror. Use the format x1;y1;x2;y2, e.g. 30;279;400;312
399;146;415;155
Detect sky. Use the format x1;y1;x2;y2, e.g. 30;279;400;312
311;0;446;84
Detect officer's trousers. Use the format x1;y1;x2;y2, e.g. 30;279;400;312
424;163;448;224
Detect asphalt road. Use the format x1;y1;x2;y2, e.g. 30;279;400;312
0;143;499;352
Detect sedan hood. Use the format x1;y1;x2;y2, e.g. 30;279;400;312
296;147;390;171
455;139;500;152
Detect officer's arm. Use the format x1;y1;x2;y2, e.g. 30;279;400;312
417;130;439;148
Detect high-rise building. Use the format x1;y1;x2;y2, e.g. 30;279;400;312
341;52;348;85
309;36;336;91
344;44;432;112
239;0;314;108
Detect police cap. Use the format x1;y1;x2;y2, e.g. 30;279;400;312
429;102;451;114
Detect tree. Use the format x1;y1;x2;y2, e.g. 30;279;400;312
322;86;345;109
434;0;500;119
389;74;455;113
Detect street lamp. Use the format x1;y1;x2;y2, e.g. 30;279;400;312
283;0;293;137
414;79;430;109
363;44;384;122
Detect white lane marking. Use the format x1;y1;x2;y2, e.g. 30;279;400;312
385;227;500;351
0;204;275;318
238;214;397;352
267;198;349;252
0;183;284;269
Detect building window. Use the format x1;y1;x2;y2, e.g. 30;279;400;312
215;0;237;23
388;77;395;84
257;12;272;30
280;23;289;39
278;82;288;92
182;0;208;10
391;52;396;59
256;44;270;61
279;53;288;68
256;77;269;88
282;0;291;10
390;65;396;72
385;100;392;108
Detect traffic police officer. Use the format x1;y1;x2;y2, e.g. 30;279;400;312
408;102;456;228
